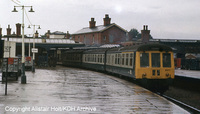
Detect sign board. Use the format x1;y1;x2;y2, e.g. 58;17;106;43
26;57;31;61
4;46;11;52
32;48;38;53
8;58;14;64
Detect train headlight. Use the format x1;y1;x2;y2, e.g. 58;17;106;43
142;73;146;78
166;73;170;77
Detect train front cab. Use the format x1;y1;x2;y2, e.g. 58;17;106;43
135;50;174;92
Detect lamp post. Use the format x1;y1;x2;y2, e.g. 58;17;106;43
28;25;40;72
12;5;34;84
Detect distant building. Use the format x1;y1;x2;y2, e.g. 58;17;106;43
72;14;128;46
49;31;66;39
44;30;70;39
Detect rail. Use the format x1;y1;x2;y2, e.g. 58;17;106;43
157;93;200;114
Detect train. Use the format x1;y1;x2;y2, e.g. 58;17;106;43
61;43;175;93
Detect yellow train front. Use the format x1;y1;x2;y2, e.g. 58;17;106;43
105;44;174;93
135;44;174;93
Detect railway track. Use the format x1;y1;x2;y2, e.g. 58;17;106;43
104;73;200;113
157;93;200;114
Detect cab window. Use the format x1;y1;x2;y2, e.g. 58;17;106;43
163;53;171;67
151;53;160;67
140;53;149;67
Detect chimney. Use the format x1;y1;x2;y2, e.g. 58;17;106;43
12;32;16;35
143;25;146;30
16;23;21;36
89;18;96;28
7;25;11;36
35;30;39;38
66;31;70;39
46;30;50;38
141;25;150;43
103;14;111;26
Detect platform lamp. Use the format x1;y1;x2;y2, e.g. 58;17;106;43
28;25;41;72
12;5;34;84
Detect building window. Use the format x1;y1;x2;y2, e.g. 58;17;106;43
84;35;86;44
104;36;106;41
93;34;95;44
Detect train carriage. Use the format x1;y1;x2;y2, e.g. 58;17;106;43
82;48;108;71
62;43;174;93
106;46;136;77
62;50;84;68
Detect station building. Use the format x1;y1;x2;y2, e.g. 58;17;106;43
72;14;128;46
0;24;84;65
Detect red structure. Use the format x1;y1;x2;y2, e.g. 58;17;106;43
174;58;181;68
141;25;150;43
72;14;127;46
7;25;11;36
16;23;21;36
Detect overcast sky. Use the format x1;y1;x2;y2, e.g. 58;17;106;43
1;0;200;39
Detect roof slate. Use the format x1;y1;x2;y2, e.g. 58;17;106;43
72;23;127;35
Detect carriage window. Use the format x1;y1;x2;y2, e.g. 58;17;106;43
152;53;160;67
88;55;90;62
107;55;109;64
92;55;94;62
112;55;114;65
163;53;171;67
126;54;129;66
97;55;99;62
115;54;117;64
106;55;108;64
95;55;97;62
100;55;102;63
118;54;120;64
140;53;149;67
84;55;86;62
122;54;125;65
103;55;104;63
130;53;133;66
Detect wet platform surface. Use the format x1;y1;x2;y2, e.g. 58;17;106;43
175;69;200;79
0;66;189;113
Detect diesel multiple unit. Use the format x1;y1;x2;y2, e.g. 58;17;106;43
62;44;174;93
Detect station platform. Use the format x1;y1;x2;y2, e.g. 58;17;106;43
0;66;189;113
175;69;200;79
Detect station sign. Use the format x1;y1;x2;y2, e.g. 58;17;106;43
4;46;11;52
32;48;38;53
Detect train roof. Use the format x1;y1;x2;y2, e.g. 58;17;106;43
107;43;172;53
63;49;87;54
83;48;109;54
137;43;172;51
63;43;172;54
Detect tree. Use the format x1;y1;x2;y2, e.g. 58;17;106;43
128;28;139;40
128;28;153;41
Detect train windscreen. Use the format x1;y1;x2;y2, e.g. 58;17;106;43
163;53;171;67
140;53;149;67
152;53;160;67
